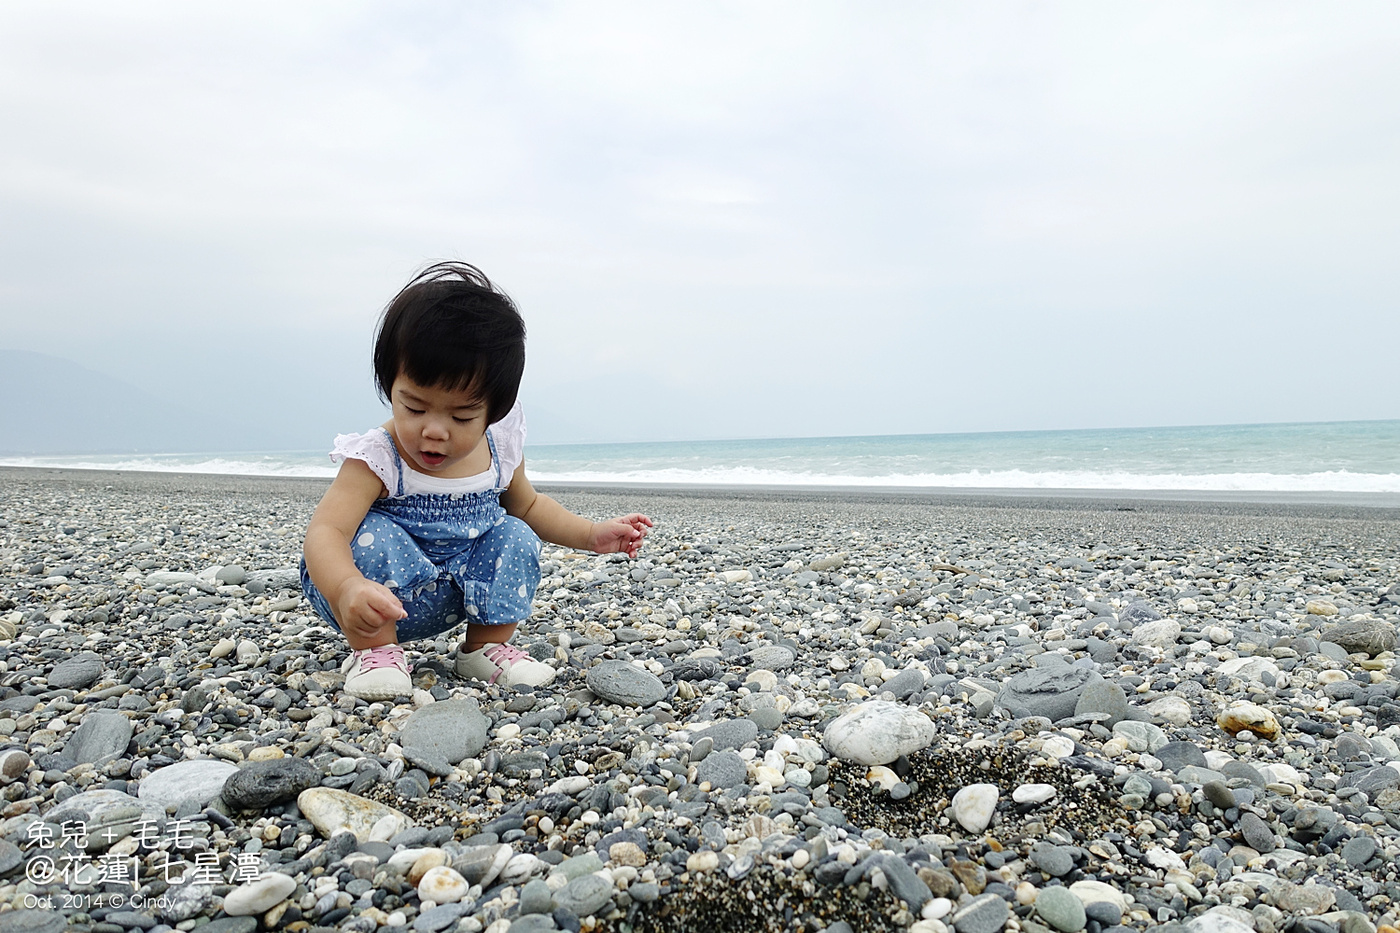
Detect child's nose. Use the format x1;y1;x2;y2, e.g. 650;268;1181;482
423;418;450;439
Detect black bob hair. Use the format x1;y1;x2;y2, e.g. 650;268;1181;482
372;262;526;424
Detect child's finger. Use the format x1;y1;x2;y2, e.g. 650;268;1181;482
368;587;407;620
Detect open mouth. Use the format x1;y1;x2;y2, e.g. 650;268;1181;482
419;451;447;468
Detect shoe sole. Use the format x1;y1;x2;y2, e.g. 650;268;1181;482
345;682;413;700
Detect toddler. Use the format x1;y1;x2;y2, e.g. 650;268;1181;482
301;262;652;699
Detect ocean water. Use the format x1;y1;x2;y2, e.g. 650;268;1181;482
3;420;1398;493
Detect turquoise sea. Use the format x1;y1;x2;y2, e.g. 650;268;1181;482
2;420;1398;493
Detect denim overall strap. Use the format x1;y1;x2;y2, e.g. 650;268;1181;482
485;428;502;490
379;427;406;498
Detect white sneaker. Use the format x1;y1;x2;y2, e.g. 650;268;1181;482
455;643;556;687
342;644;412;699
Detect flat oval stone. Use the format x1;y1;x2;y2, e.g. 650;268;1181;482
1012;783;1057;805
222;872;296;916
747;645;796;671
586;660;665;707
139;760;239;812
398;698;489;762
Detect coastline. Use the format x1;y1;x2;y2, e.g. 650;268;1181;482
5;465;1399;519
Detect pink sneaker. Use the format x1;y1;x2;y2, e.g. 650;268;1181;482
342;644;412;699
455;642;556;687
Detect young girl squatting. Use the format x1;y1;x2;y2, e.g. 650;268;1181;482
301;262;652;699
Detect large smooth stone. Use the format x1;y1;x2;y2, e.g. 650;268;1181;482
1217;656;1281;683
997;667;1101;722
747;645;796;671
63;711;133;766
695;750;747;789
1322;620;1397;657
1118;601;1162;626
823;701;936;766
553;872;615;917
222;757;323;809
1068;879;1127;910
1074;681;1130;727
951;893;1009;933
690;719;759;751
586;660;666;707
222;872;296;916
397;698;489;763
48;652;104;690
1130;619;1181;648
297;787;412;841
1338;765;1400;801
144;571;199;587
1146;695;1192;726
0;910;66;933
45;789;165;851
1155;741;1208;772
1216;703;1280;741
452;843;512;887
139;760;239;812
1036;885;1087;933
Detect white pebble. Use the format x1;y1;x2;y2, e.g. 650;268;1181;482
418;866;470;904
1012;783;1057;805
950;783;999;833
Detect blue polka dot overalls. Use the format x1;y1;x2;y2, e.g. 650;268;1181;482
300;427;542;643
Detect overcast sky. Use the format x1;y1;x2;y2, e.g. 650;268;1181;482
2;2;1397;447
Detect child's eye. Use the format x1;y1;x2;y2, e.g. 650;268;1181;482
405;407;425;415
453;417;475;424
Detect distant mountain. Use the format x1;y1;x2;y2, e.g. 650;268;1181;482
0;348;247;454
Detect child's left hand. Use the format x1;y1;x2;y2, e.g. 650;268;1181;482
589;513;653;558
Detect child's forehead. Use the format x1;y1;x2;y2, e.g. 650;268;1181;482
393;373;484;407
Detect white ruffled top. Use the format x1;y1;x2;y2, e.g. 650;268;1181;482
330;400;526;497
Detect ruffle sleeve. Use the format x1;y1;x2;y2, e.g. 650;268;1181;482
491;401;527;486
329;429;399;496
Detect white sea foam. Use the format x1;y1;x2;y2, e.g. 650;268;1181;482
3;458;1398;492
529;467;1400;493
0;455;337;478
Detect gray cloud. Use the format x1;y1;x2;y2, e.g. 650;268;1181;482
1;1;1396;447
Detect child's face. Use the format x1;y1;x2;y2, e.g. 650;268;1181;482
388;372;490;474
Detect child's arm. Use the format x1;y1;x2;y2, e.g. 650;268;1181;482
501;462;652;557
303;459;407;649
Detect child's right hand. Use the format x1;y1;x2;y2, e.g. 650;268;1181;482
335;577;407;645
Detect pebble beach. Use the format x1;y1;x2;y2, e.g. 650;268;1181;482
2;467;1400;933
